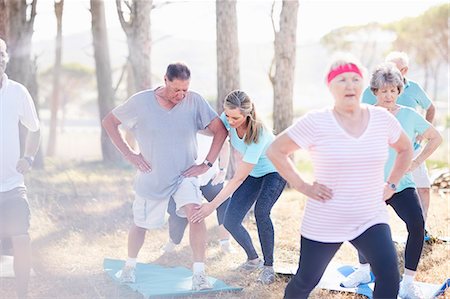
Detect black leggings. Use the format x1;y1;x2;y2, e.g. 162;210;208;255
284;224;399;299
358;188;424;271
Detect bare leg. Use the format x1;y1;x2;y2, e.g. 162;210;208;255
417;188;430;222
127;224;147;258
11;234;31;299
184;204;206;262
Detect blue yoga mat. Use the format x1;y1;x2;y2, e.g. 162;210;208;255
275;262;449;299
103;258;242;298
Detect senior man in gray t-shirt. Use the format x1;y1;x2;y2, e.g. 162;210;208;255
103;63;227;290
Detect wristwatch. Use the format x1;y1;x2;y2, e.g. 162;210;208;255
24;156;34;167
203;160;213;168
386;181;397;191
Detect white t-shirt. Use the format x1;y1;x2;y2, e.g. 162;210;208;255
286;106;402;242
0;74;40;192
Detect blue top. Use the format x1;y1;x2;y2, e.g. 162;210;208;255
220;112;277;177
362;78;432;110
384;106;431;192
362;78;432;151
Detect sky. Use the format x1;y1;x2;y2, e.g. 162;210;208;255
33;0;447;44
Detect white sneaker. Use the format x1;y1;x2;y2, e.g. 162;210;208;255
161;240;178;253
340;267;371;288
220;241;236;254
117;265;136;283
192;272;213;290
257;266;276;285
399;280;424;299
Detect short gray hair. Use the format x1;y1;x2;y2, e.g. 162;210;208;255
370;62;404;95
385;51;409;68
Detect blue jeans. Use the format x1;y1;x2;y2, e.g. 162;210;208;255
284;224;399;299
223;172;286;266
167;180;231;244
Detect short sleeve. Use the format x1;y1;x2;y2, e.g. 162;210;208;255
361;87;376;105
385;112;402;145
286;112;316;150
220;112;231;130
18;86;39;132
413;83;432;110
195;94;218;130
412;110;431;135
113;95;139;130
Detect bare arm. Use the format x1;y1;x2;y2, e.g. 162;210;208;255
210;139;230;185
16;129;41;174
183;117;227;177
384;131;413;200
410;126;442;171
102;112;151;172
266;132;332;201
190;160;254;223
425;103;435;123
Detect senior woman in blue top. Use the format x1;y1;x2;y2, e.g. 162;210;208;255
341;63;442;299
191;90;286;284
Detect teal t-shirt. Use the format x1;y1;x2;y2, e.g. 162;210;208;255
385;106;431;192
220;112;277;177
362;79;432;110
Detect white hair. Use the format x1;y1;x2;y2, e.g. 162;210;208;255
385;51;409;68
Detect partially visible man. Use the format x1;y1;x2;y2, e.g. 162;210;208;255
102;62;227;290
0;38;41;299
362;51;436;226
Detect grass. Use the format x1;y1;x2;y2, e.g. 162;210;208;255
0;160;449;299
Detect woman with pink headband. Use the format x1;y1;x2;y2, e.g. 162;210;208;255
267;54;413;298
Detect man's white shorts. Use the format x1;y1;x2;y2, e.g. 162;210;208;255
132;177;202;229
412;148;431;188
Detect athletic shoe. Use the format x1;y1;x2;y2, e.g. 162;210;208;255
399;280;424;299
340;267;371;288
236;258;264;272
257;266;276;284
118;265;136;283
192;272;213;290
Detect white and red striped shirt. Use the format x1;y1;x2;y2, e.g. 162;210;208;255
287;106;402;242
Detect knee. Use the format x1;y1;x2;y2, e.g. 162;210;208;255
223;217;237;233
254;207;270;222
406;216;424;235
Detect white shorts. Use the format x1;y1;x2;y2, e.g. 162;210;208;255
132;177;202;229
411;148;431;188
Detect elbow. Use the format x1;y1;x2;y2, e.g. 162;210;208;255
266;145;276;162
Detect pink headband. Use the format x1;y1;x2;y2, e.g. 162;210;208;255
327;63;363;84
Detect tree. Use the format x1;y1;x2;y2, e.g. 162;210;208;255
216;0;240;114
47;0;64;156
116;0;152;93
90;0;122;162
0;0;7;39
269;0;298;135
3;0;43;168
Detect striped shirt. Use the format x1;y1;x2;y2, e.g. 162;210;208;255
287;106;402;242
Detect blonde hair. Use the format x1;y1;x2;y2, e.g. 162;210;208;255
223;90;263;145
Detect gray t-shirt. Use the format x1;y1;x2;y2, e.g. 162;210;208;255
113;89;217;200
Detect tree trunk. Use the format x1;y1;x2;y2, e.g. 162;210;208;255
216;0;240;114
47;0;64;156
116;0;152;93
90;0;122;162
5;0;43;168
0;0;8;39
270;0;298;135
